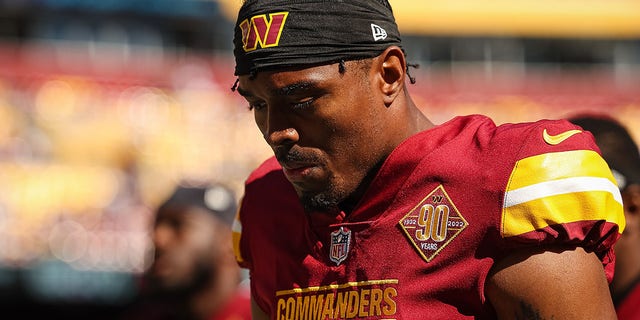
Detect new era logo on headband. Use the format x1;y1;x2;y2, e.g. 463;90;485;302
371;24;387;41
240;12;289;52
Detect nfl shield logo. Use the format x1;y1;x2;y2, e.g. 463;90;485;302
330;227;351;266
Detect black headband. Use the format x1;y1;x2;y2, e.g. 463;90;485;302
233;0;402;76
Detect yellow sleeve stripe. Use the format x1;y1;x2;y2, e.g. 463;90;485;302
507;150;617;190
232;210;244;264
502;190;624;237
504;176;622;208
502;149;625;237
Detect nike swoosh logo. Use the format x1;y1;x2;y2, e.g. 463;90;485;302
543;129;582;145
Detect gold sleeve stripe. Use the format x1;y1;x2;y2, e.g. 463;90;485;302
232;210;244;264
502;149;625;237
504;176;623;208
502;191;624;237
506;150;617;190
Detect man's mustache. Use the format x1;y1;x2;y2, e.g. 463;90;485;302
274;147;320;164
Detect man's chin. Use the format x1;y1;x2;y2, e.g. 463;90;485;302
299;191;340;214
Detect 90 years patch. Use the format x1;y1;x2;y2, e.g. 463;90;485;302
399;185;468;262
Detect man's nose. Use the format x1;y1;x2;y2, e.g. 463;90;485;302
152;224;175;250
264;107;300;146
266;127;299;146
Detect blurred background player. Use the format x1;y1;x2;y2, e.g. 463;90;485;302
121;182;251;320
568;113;640;320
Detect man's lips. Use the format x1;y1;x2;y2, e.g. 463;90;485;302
281;161;316;181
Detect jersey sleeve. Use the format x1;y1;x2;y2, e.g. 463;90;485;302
499;119;625;282
231;156;304;314
232;156;284;270
232;195;251;269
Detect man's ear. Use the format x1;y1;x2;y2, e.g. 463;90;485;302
375;46;407;106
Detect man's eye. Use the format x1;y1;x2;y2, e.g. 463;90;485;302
292;98;314;109
248;101;266;111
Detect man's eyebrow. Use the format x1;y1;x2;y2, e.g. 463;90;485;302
275;81;315;96
236;81;317;98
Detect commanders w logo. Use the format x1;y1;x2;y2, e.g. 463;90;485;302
239;12;289;52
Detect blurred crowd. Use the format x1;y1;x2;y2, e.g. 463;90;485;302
0;43;272;316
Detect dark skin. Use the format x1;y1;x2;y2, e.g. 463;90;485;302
238;51;425;214
237;46;618;319
148;206;243;320
611;184;640;300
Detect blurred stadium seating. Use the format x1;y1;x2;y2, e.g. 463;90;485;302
0;0;638;318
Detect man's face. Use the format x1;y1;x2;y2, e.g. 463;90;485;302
623;184;639;217
237;60;393;213
615;183;639;259
149;206;221;292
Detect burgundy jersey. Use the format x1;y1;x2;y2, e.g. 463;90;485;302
210;286;252;320
233;115;624;319
616;282;640;320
